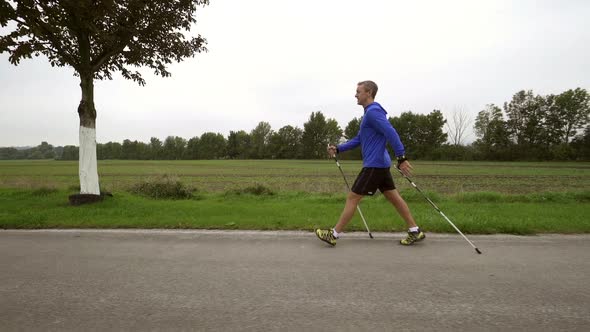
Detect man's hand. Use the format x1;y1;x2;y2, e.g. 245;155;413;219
327;144;337;158
397;160;413;177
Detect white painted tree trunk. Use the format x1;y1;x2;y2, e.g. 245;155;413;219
79;126;100;195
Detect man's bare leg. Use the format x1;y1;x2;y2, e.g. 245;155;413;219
334;191;363;233
382;189;417;228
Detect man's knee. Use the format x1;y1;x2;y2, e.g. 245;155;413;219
383;189;402;202
347;191;363;202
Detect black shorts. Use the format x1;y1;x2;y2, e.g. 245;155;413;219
351;167;396;196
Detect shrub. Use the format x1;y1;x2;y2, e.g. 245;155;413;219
31;186;58;196
130;175;194;199
228;184;275;196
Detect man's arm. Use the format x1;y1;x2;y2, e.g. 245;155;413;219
366;110;405;157
367;109;413;175
336;134;361;153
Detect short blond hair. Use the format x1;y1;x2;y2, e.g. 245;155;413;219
358;80;378;98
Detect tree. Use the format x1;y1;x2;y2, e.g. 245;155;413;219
173;136;187;160
163;136;186;160
249;122;273;159
389;110;447;159
186;136;200;160
302;111;341;159
344;117;361;140
102;141;122;159
341;117;362;159
446;107;472;146
421;110;448;155
0;1;209;196
53;146;64;160
473;104;511;159
325;119;343;146
137;141;149;159
226;130;250;159
389;112;415;148
547;88;590;145
0;147;20;160
268;125;303;159
96;143;107;159
29;150;44;159
198;132;226;159
60;145;79;160
149;137;163;160
571;126;590;160
35;141;56;159
121;139;143;159
504;90;546;147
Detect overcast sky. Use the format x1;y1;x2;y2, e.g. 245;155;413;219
1;0;589;147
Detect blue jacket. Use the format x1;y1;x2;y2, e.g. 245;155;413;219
337;102;405;168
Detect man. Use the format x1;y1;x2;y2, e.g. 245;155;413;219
315;80;425;246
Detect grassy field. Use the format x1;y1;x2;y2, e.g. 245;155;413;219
1;160;589;234
1;159;589;194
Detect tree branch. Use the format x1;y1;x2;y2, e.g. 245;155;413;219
12;7;80;70
91;43;127;73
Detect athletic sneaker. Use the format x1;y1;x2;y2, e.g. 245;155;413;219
400;230;426;245
315;228;337;246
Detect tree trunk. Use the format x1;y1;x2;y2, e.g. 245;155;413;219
77;74;100;195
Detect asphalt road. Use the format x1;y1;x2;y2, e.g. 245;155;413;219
1;230;589;331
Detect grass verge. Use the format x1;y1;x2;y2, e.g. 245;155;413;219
0;189;588;234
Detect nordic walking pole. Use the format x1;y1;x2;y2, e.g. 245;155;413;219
329;146;373;239
394;167;481;254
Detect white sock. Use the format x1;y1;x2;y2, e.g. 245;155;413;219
409;226;419;233
332;229;340;238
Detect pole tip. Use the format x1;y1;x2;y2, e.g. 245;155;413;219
475;248;482;254
369;233;374;239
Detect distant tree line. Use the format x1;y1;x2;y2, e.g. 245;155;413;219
2;88;588;161
471;88;589;160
